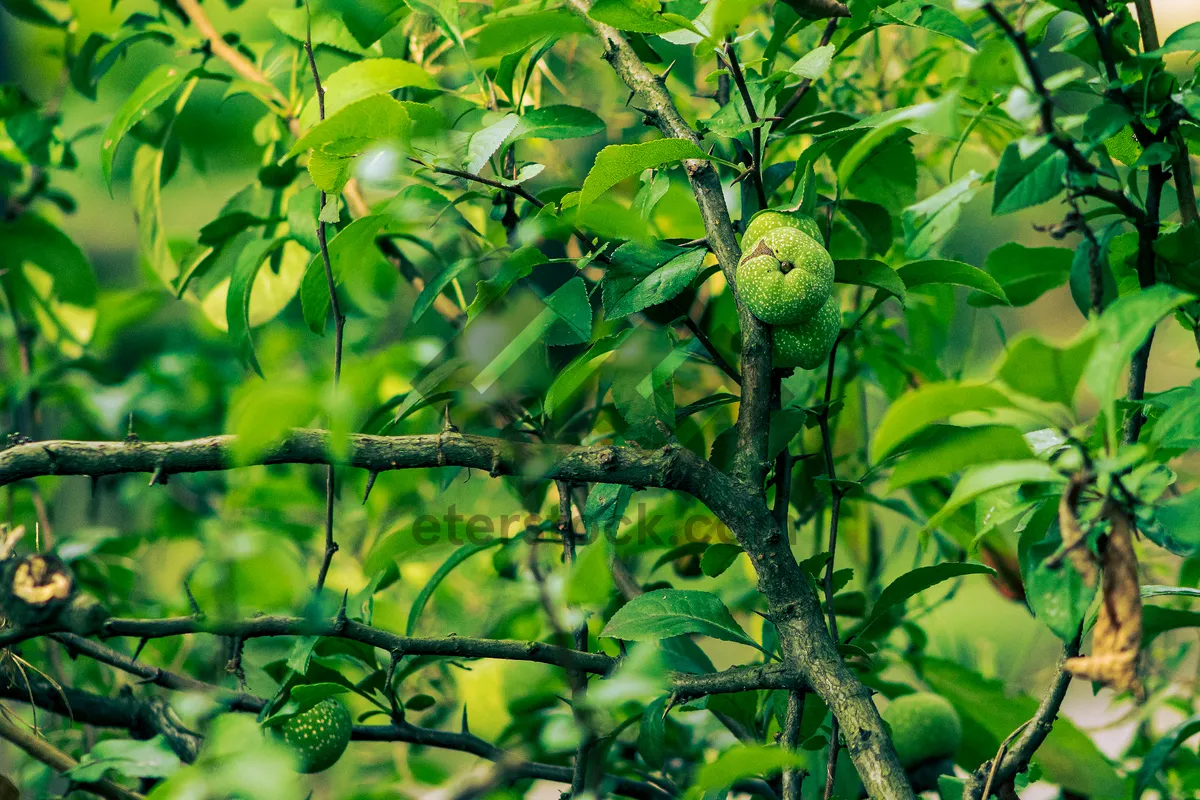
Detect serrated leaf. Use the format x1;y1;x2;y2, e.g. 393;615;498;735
790;44;835;79
287;94;412;158
992;141;1066;215
298;59;437;129
411;257;471;327
700;543;743;577
897;259;1009;303
580;139;709;210
543;277;593;346
874;0;977;49
602;589;758;648
513;105;606;141
1019;503;1095;641
301;215;392;334
466;113;520;173
589;0;688;33
602;241;707;319
100;64;187;190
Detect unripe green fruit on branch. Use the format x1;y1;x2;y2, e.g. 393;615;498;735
773;294;841;369
274;698;353;773
736;226;834;325
742;209;822;251
880;692;962;769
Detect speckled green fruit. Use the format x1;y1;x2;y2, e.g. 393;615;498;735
742;210;821;250
276;698;352;773
881;692;962;769
736;227;834;324
773;294;840;369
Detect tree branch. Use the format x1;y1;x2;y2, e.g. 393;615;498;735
176;0;290;116
562;0;774;494
773;19;839;129
964;630;1082;798
0;689;146;800
720;41;767;209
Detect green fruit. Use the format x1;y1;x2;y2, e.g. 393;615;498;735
773;294;840;369
736;226;834;325
276;698;352;773
881;692;962;769
742;210;821;250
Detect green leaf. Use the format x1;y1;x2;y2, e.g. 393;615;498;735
307;149;354;194
602;241;707;319
790;44;835;79
473;10;589;58
873;382;1014;459
68;737;182;783
580;139;710;210
411;258;471;327
270;6;374;52
1084;284;1195;412
588;0;688;33
407;540;504;636
602;589;758;648
874;0;977;49
1144;20;1200;56
72;29;175;100
888;425;1034;490
286;95;412;158
1134;715;1200;799
298;58;437;129
1019;502;1096;641
514;105;606;141
923;659;1127;797
685;745;810;800
466;246;545;321
585;481;635;539
466;113;520;172
969;243;1072;307
858;563;995;638
996;334;1094;406
992;142;1066;215
546;330;633;417
543;277;593;346
700;543;743;577
923;461;1064;534
130;145;179;289
301;215;392;334
902;170;982;259
319;0;407;47
101;63;187;190
638;696;668;770
568;535;615;606
834;259;907;304
897;259;1009;304
1145;490;1200;556
226;237;292;375
227;381;320;466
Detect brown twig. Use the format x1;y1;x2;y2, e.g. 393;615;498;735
0;707;145;800
302;8;345;593
721;40;767;209
176;0;290;116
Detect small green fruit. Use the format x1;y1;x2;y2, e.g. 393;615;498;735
736;226;834;325
773;294;840;369
881;692;962;769
742;210;821;250
276;698;352;773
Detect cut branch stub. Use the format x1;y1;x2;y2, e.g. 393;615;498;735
1;553;75;627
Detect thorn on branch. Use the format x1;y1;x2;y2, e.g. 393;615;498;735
148;463;168;486
125;413;138;442
362;470;379;505
184;580;203;619
334;590;350;631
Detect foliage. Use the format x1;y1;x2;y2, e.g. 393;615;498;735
0;0;1199;798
